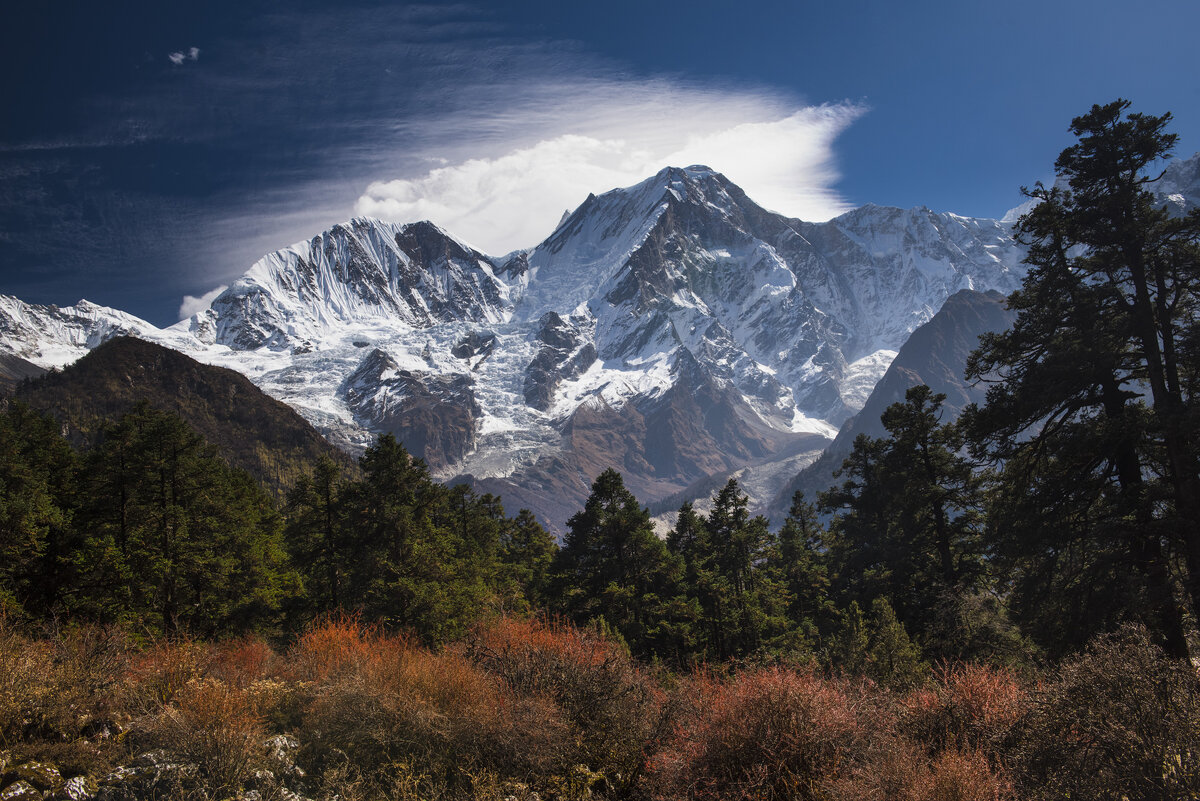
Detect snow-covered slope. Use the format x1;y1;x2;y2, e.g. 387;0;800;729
0;295;196;367
17;158;1172;529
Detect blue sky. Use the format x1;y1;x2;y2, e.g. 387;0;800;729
2;0;1198;325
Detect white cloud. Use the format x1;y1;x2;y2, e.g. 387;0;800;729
168;47;200;66
355;93;863;255
178;284;226;319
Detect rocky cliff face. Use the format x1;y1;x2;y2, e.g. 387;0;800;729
770;289;1018;521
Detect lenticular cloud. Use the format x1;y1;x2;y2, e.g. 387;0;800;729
355;102;863;255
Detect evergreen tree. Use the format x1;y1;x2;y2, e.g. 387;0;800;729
965;100;1200;656
497;508;557;611
549;469;677;660
0;402;78;619
74;403;295;635
346;434;500;642
284;455;349;617
822;387;987;651
666;480;794;662
771;491;834;645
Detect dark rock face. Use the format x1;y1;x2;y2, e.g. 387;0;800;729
345;349;480;471
522;313;598;411
451;331;497;363
0;353;45;392
771;289;1017;519
474;348;824;535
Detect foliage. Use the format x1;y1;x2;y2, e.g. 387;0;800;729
72;402;297;636
550;468;681;661
822;386;989;657
965;99;1200;656
0;401;78;620
1013;625;1200;800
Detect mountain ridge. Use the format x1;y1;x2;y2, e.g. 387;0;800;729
3;155;1194;529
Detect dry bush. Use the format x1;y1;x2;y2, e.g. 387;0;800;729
0;620;54;749
648;666;881;801
286;614;379;684
1013;624;1200;800
833;741;1014;801
208;635;276;688
0;620;129;774
122;636;211;715
140;677;267;794
295;619;547;799
901;663;1027;758
468;616;664;798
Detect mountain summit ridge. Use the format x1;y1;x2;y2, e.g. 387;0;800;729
6;157;1195;528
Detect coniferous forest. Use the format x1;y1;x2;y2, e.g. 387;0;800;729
3;100;1200;800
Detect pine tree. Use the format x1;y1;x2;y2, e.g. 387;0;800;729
75;403;295;635
346;434;500;641
497;508;557;611
285;455;348;616
0;402;78;619
822;387;986;646
966;100;1200;656
772;491;834;644
549;469;676;659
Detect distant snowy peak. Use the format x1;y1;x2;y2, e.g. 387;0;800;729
1159;152;1200;215
0;294;187;368
183;217;515;351
517;165;748;320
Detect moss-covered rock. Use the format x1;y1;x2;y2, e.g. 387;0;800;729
11;760;64;792
0;780;42;801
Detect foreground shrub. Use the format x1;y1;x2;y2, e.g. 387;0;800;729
0;621;54;749
291;616;559;799
0;621;127;773
1014;624;1200;800
649;667;879;801
139;677;267;793
122;636;210;715
829;739;1014;801
468;616;664;798
902;663;1026;759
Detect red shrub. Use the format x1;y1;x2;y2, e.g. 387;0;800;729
832;741;1014;801
650;667;879;801
902;663;1026;757
468;616;663;797
286;614;387;683
144;678;266;793
208;636;276;688
123;636;210;713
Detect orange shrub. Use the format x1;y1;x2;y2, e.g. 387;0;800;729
649;667;880;801
208;635;276;688
468;616;663;798
831;741;1014;801
286;614;382;683
122;636;210;714
143;677;266;794
901;663;1026;757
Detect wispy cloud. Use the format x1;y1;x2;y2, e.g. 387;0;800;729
168;46;200;66
178;284;226;319
355;89;863;255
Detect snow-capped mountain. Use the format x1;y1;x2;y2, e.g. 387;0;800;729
16;157;1175;529
0;165;1032;528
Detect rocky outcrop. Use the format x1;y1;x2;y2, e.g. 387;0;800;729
345;348;480;471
